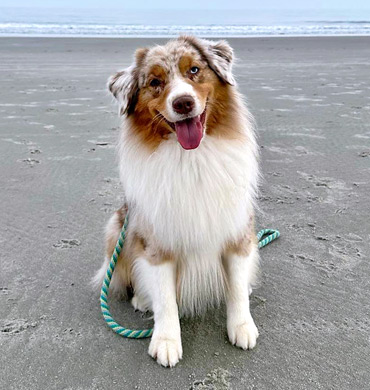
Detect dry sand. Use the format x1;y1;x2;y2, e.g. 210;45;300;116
0;36;369;390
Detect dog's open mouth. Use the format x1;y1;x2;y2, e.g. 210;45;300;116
165;109;206;150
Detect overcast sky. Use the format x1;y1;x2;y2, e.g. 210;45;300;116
1;0;370;9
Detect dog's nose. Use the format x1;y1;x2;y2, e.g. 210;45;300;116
172;95;195;115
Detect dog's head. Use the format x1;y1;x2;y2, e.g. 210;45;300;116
108;36;235;150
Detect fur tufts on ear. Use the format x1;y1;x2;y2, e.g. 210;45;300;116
181;36;235;86
107;47;149;116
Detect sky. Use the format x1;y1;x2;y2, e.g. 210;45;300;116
1;0;370;9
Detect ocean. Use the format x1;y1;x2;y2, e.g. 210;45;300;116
0;6;370;37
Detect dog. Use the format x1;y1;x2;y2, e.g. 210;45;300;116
94;36;260;367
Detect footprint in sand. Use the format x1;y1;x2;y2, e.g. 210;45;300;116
53;239;81;249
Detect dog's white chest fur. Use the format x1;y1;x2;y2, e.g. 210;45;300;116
120;133;257;251
119;132;258;315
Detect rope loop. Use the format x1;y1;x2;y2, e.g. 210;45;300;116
100;215;280;339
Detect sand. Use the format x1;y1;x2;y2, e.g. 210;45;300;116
0;36;369;390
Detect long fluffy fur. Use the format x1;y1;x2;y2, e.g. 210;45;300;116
94;36;259;318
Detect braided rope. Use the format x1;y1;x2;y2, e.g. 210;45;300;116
100;215;280;339
257;228;281;249
100;215;153;338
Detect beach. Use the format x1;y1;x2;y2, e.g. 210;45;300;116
0;36;369;389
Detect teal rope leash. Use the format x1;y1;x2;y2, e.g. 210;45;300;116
100;215;153;338
257;228;280;249
100;216;280;339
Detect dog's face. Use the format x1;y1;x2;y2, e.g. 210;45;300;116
108;36;235;150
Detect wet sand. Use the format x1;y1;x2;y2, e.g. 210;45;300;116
0;36;369;389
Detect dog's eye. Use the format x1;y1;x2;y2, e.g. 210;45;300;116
190;67;199;75
150;78;161;87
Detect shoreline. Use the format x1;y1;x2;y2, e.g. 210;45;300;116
1;33;370;38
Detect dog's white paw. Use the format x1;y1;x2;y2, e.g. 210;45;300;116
131;294;148;313
148;335;183;367
228;319;259;350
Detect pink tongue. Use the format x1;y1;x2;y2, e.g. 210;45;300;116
174;116;203;150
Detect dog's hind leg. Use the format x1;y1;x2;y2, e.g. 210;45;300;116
131;293;149;313
91;206;129;297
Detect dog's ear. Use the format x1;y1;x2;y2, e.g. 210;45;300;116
205;40;235;86
108;47;149;116
181;36;235;86
108;66;137;116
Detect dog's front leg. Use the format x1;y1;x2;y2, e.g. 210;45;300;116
224;244;259;350
140;259;182;367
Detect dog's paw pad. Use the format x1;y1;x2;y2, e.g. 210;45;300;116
228;320;259;350
148;337;183;367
